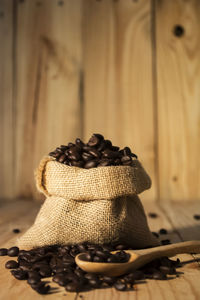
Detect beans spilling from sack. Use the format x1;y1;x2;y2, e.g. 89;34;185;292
49;133;138;168
1;243;181;295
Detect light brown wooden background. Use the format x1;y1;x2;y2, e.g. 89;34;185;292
0;0;200;202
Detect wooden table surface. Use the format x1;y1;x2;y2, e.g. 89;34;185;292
0;199;200;300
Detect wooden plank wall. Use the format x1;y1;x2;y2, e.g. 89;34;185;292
0;0;199;202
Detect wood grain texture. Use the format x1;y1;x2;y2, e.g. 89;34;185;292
14;0;83;200
83;0;157;201
156;0;200;201
0;200;200;299
0;0;14;200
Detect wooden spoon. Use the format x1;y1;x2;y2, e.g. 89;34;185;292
75;240;200;276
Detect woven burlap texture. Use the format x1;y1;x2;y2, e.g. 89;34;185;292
17;156;159;249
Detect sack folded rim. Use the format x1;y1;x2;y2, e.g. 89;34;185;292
35;156;151;200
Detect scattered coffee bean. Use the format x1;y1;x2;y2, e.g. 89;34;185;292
11;269;28;280
49;134;138;169
7;246;19;257
0;248;8;256
161;239;171;245
31;281;50;294
159;228;168;235
1;242;181;294
152;232;159;238
65;281;81;292
13;228;20;233
148;212;158;218
193;214;200;220
114;280;127;291
5;260;19;269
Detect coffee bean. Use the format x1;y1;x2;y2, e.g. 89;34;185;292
85;273;98;280
5;260;19;269
115;244;127;250
114;280;127;291
11;269;28;280
65;281;80;292
88;148;101;158
121;156;132;163
98;159;112;167
0;248;8;256
31;281;50;294
193;214;200;220
148;212;158;218
84;160;98;169
159;228;168;235
152;271;167;280
88;134;103;147
89;277;101;288
75;138;84;148
152;232;159;238
58;154;67;163
27;277;41;285
102;276;116;285
82;152;94;161
70;160;84;167
39;266;52;277
13;228;20;233
7;246;19;257
161;239;171;245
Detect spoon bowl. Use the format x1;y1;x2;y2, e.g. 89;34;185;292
75;240;200;277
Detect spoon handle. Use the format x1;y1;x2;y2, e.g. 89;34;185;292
139;240;200;260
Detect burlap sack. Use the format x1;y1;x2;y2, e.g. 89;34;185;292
17;156;159;250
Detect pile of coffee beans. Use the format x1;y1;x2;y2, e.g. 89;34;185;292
0;243;181;295
49;133;138;169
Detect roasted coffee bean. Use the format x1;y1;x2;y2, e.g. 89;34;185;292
5;260;19;269
65;281;81;292
58;154;67;163
84;273;98;280
11;269;28;280
102;149;120;159
98;159;112;167
88;148;101;158
54;274;69;286
82;152;94;161
31;281;50;294
88;277;101;288
148;212;158;218
39;266;52;277
88;134;103;147
115;244;127;250
152;232;159;238
75;138;84;148
152;271;167;280
28;271;41;279
159;228;168;235
0;248;8;256
27;277;41;285
68;152;81;161
193;214;200;220
121;156;132;163
93;256;104;262
19;261;32;272
7;246;19;257
102;276;116;285
49;151;61;158
70;160;84;167
114;280;127;291
95;250;110;259
84;160;98;169
123;147;132;156
13;228;20;233
161;239;171;245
